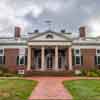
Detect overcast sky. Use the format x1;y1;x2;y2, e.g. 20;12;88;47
0;0;100;37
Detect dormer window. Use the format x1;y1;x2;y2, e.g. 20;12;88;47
46;34;53;39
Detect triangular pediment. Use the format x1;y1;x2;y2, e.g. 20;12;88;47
29;31;71;42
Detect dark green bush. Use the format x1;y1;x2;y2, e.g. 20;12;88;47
3;73;15;77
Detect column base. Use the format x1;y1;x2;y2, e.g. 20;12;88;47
54;68;59;71
68;66;73;71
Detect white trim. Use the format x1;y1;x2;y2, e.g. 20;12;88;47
0;45;27;49
28;41;72;46
72;45;100;49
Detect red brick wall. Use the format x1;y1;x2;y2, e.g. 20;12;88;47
72;48;96;70
81;49;96;69
4;48;19;72
4;48;28;72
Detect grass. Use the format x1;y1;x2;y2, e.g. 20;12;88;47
64;80;100;100
0;79;37;100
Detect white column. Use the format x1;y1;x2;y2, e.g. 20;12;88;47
27;46;31;71
41;46;45;71
55;46;58;71
68;47;73;70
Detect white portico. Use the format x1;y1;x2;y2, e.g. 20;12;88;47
27;31;72;71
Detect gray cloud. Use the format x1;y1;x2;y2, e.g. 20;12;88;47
0;0;100;37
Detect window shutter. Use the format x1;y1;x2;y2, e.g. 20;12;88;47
81;56;83;65
16;56;19;65
72;56;75;65
95;56;97;65
25;56;27;65
3;56;5;64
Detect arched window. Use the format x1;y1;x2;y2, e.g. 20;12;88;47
46;34;53;39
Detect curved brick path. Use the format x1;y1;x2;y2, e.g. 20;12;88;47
26;77;100;100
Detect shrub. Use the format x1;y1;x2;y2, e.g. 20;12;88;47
0;70;3;76
74;70;82;76
87;71;99;77
0;65;9;73
77;68;88;76
3;73;15;77
96;70;100;76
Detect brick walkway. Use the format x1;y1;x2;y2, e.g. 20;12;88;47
27;77;73;100
26;77;100;100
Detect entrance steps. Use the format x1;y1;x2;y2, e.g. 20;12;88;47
25;70;74;77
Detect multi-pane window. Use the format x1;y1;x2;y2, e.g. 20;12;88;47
96;49;100;65
74;49;82;65
17;48;26;65
0;49;5;64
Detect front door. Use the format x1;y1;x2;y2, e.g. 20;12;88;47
47;54;53;69
46;49;53;70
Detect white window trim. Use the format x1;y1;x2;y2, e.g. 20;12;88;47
96;49;100;65
75;55;82;65
96;56;100;65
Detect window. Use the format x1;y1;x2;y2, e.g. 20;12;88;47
74;49;82;65
96;49;100;65
19;55;25;65
75;56;81;65
17;48;26;65
97;56;100;65
74;49;80;55
0;49;4;55
0;49;5;64
97;49;100;54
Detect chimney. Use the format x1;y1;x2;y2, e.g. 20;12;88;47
15;26;21;38
79;26;86;38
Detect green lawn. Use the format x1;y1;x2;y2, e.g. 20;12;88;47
64;80;100;100
0;79;37;100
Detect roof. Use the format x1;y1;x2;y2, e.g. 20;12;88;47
0;30;100;45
